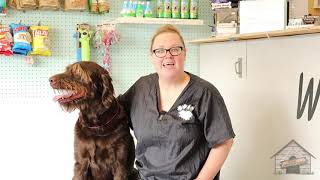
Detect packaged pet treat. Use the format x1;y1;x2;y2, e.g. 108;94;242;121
30;26;51;56
89;0;109;13
64;0;87;11
10;23;32;55
0;25;13;56
18;0;38;10
38;0;60;10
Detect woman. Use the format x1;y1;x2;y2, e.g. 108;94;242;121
118;24;235;180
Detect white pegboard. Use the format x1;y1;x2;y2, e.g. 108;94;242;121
0;3;213;180
0;1;212;103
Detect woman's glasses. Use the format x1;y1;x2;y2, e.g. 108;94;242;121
152;46;184;58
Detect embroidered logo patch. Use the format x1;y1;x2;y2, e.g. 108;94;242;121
177;104;194;121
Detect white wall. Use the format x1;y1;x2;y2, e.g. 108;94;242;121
0;99;76;180
200;34;320;180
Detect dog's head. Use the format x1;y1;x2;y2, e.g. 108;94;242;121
49;62;114;112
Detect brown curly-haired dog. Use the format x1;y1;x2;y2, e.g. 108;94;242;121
49;62;136;180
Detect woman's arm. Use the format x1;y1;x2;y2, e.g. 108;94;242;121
195;138;234;180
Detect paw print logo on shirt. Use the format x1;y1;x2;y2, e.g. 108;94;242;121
177;104;194;121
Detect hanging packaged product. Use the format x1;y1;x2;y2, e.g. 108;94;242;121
10;0;37;10
0;25;13;56
89;0;110;13
10;23;32;56
190;0;198;19
181;0;190;19
64;0;87;11
156;0;164;18
30;26;51;56
163;0;171;18
0;0;7;16
172;0;181;19
38;0;60;10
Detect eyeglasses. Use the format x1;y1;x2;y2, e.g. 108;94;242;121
152;46;184;58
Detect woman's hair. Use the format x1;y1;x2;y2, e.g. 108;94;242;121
150;24;186;52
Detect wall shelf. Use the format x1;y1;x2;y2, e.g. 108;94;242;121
189;25;320;44
115;17;204;25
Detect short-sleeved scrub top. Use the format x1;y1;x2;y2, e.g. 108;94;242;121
119;72;235;180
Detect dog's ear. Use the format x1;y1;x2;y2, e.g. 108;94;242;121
101;72;115;108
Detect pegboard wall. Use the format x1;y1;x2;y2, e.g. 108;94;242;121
0;1;213;103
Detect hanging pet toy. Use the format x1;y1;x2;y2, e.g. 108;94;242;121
75;23;92;62
94;23;120;72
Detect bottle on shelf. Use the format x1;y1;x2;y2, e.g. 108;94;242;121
171;0;181;19
127;0;136;17
156;0;164;18
163;0;171;18
190;0;198;19
181;0;189;19
121;1;129;17
144;0;153;18
136;0;145;17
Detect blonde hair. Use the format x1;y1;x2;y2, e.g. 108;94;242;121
150;24;186;52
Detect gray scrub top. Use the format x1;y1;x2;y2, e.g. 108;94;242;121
119;72;235;180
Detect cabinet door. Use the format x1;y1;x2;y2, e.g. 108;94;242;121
200;41;250;180
200;41;247;92
200;41;247;123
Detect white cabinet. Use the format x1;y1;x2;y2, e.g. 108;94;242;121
199;34;320;180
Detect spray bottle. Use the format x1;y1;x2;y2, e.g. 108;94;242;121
171;0;181;19
190;0;198;19
181;0;189;19
156;0;164;18
163;0;171;18
144;0;153;18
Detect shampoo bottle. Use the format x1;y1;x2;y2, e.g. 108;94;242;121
171;0;181;19
181;0;189;19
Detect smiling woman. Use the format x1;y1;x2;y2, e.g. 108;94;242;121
118;24;235;180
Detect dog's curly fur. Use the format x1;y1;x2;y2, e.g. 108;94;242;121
49;62;136;180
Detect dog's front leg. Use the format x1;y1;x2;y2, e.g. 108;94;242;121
73;161;91;180
113;164;128;180
112;143;132;180
73;134;96;180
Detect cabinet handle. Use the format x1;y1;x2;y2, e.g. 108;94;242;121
234;57;242;78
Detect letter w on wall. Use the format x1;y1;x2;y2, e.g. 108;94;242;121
297;73;320;121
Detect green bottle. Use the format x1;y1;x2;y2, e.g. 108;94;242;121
136;1;144;17
181;0;189;19
163;0;171;18
171;0;181;19
144;0;153;18
190;0;198;19
156;0;164;18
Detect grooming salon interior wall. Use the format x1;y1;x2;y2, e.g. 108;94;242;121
1;0;318;180
0;1;210;179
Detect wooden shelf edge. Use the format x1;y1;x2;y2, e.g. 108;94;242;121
189;26;320;44
115;17;204;25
